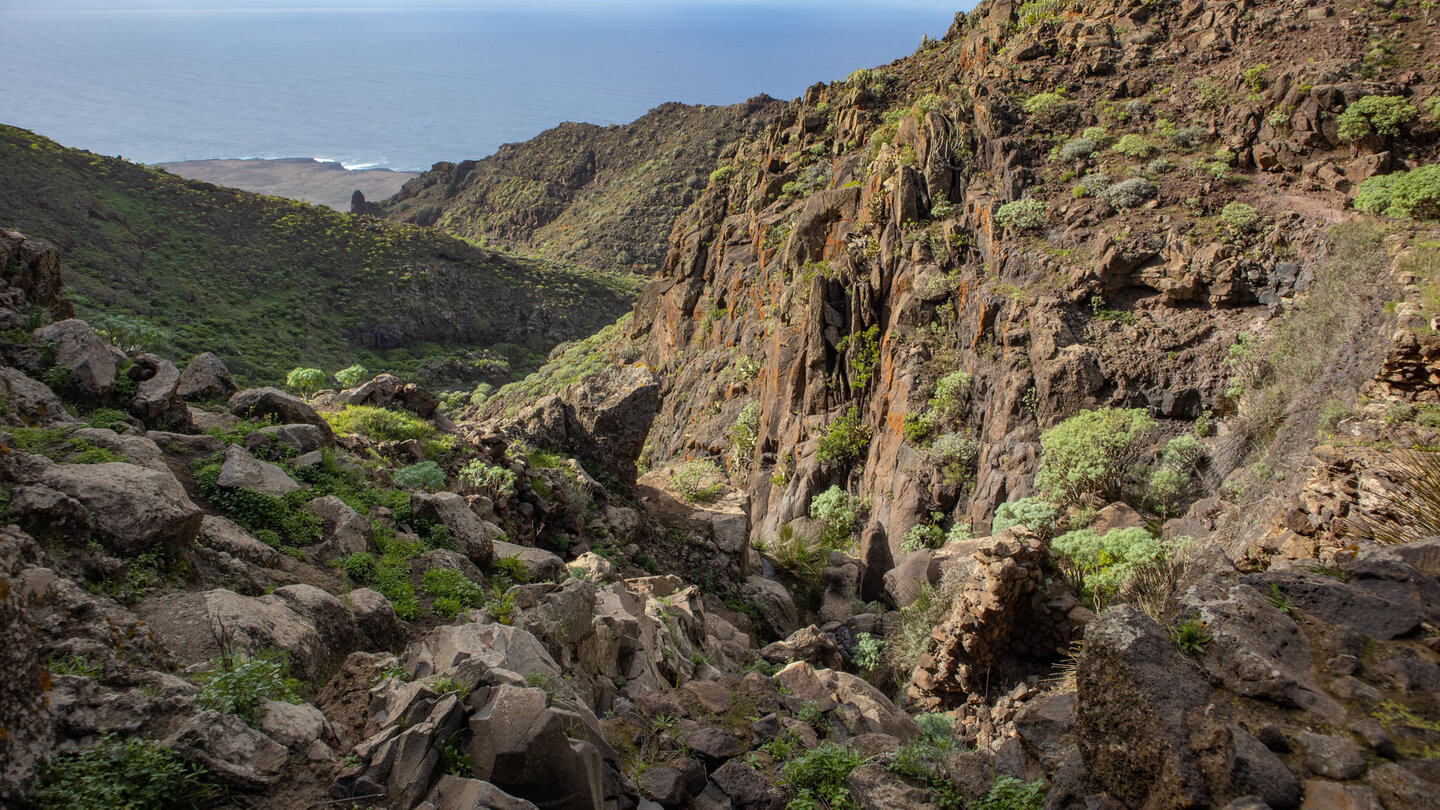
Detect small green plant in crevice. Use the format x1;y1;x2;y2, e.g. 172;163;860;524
809;485;858;549
439;731;473;776
972;775;1048;810
27;733;212;810
427;676;470;698
816;406;872;464
373;663;412;683
1169;618;1212;655
851;632;882;675
796;699;825;728
838;324;881;390
196;651;302;728
47;652;101;678
1266;584;1297;617
782;742;867;810
421;566;487;619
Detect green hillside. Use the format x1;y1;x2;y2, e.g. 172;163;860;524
0;125;641;387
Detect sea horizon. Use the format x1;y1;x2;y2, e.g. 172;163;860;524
0;3;961;172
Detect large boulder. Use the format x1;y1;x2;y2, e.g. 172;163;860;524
0;367;79;427
40;461;203;554
31;319;119;400
0;229;71;316
467;684;606;810
411;491;500;566
126;353;191;430
228;387;332;438
305;495;373;557
424;775;540;810
494;365;659;492
492;539;563;582
742;575;799;641
176;352;239;402
1076;605;1216;808
164;710;288;790
139;588;361;681
216;444;301;496
335;373;440;418
197;514;280;567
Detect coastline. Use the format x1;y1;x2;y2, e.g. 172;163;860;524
157;157;418;212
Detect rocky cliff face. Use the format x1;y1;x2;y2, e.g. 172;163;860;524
375;99;785;273
626;0;1437;561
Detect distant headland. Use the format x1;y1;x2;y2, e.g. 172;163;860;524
158;158;418;211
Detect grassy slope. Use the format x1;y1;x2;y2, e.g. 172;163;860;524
0;125;641;387
378;99;783;273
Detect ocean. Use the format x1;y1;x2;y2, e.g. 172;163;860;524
0;3;960;172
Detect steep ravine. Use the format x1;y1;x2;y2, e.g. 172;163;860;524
2;0;1440;808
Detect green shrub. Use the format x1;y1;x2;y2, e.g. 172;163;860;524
670;459;725;503
193;458;322;545
285;367;325;399
393;461;446;491
782;743;868;809
990;496;1058;538
839;325;881;390
84;407;130;432
28;733;211;810
930;431;978;486
325;405;453;457
809;486;858;548
1058;137;1097;162
929;199;955;219
973;775;1047;810
817;406;872;464
1104;177;1156;209
1337;95;1417;141
1112;134;1157;159
196;653;301;727
334;364;369;388
1035;407;1155;504
852;632;883;672
1169;126;1209;151
1353;165;1440;221
995;198;1048;233
1023;90;1069;118
1051;527;1169;605
1081;126;1110;144
1221;202;1265;235
902;516;947;552
729;401;762;463
421;567;487;618
457;458;517;499
758;522;827;610
708;165;737;185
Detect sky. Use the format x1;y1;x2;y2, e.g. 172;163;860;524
4;0;970;9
